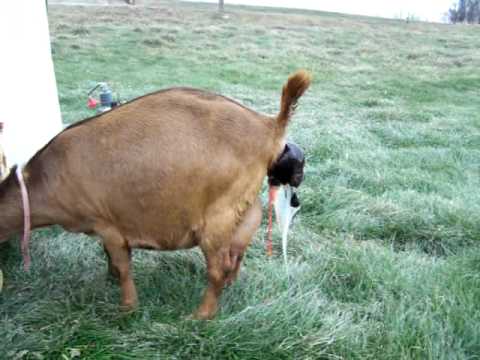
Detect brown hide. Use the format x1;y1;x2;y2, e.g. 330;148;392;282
0;70;311;318
0;123;7;180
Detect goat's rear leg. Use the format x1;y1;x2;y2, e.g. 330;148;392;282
225;198;262;285
194;199;262;320
98;227;137;311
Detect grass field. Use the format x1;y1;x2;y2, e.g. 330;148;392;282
1;1;480;359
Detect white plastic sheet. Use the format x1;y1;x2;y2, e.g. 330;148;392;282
274;184;300;268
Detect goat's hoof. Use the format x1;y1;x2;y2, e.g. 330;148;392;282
119;301;138;313
190;309;216;320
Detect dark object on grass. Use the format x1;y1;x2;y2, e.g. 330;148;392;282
268;142;305;188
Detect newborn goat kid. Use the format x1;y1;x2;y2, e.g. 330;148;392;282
0;71;311;319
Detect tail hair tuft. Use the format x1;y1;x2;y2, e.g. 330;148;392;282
278;70;312;127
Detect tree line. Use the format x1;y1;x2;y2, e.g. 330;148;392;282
449;0;480;23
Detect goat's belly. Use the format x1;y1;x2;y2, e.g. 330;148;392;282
126;227;201;251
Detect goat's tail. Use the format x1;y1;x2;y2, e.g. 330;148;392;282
277;70;312;129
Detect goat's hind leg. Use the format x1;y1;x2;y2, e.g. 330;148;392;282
194;199;262;320
225;198;262;285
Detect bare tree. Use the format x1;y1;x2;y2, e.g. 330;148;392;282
459;0;467;21
467;0;480;22
219;0;224;13
448;0;480;23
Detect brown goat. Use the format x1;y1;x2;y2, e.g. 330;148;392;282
0;71;311;319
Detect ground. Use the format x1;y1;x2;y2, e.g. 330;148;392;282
1;1;480;359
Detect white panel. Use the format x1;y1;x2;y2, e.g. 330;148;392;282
0;1;63;167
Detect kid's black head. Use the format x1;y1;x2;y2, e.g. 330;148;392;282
268;143;305;188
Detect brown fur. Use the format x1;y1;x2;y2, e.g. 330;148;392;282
278;70;312;128
0;70;311;318
0;123;7;180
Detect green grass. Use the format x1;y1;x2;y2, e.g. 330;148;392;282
2;1;480;359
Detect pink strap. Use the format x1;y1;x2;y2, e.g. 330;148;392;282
16;166;31;271
266;185;277;256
